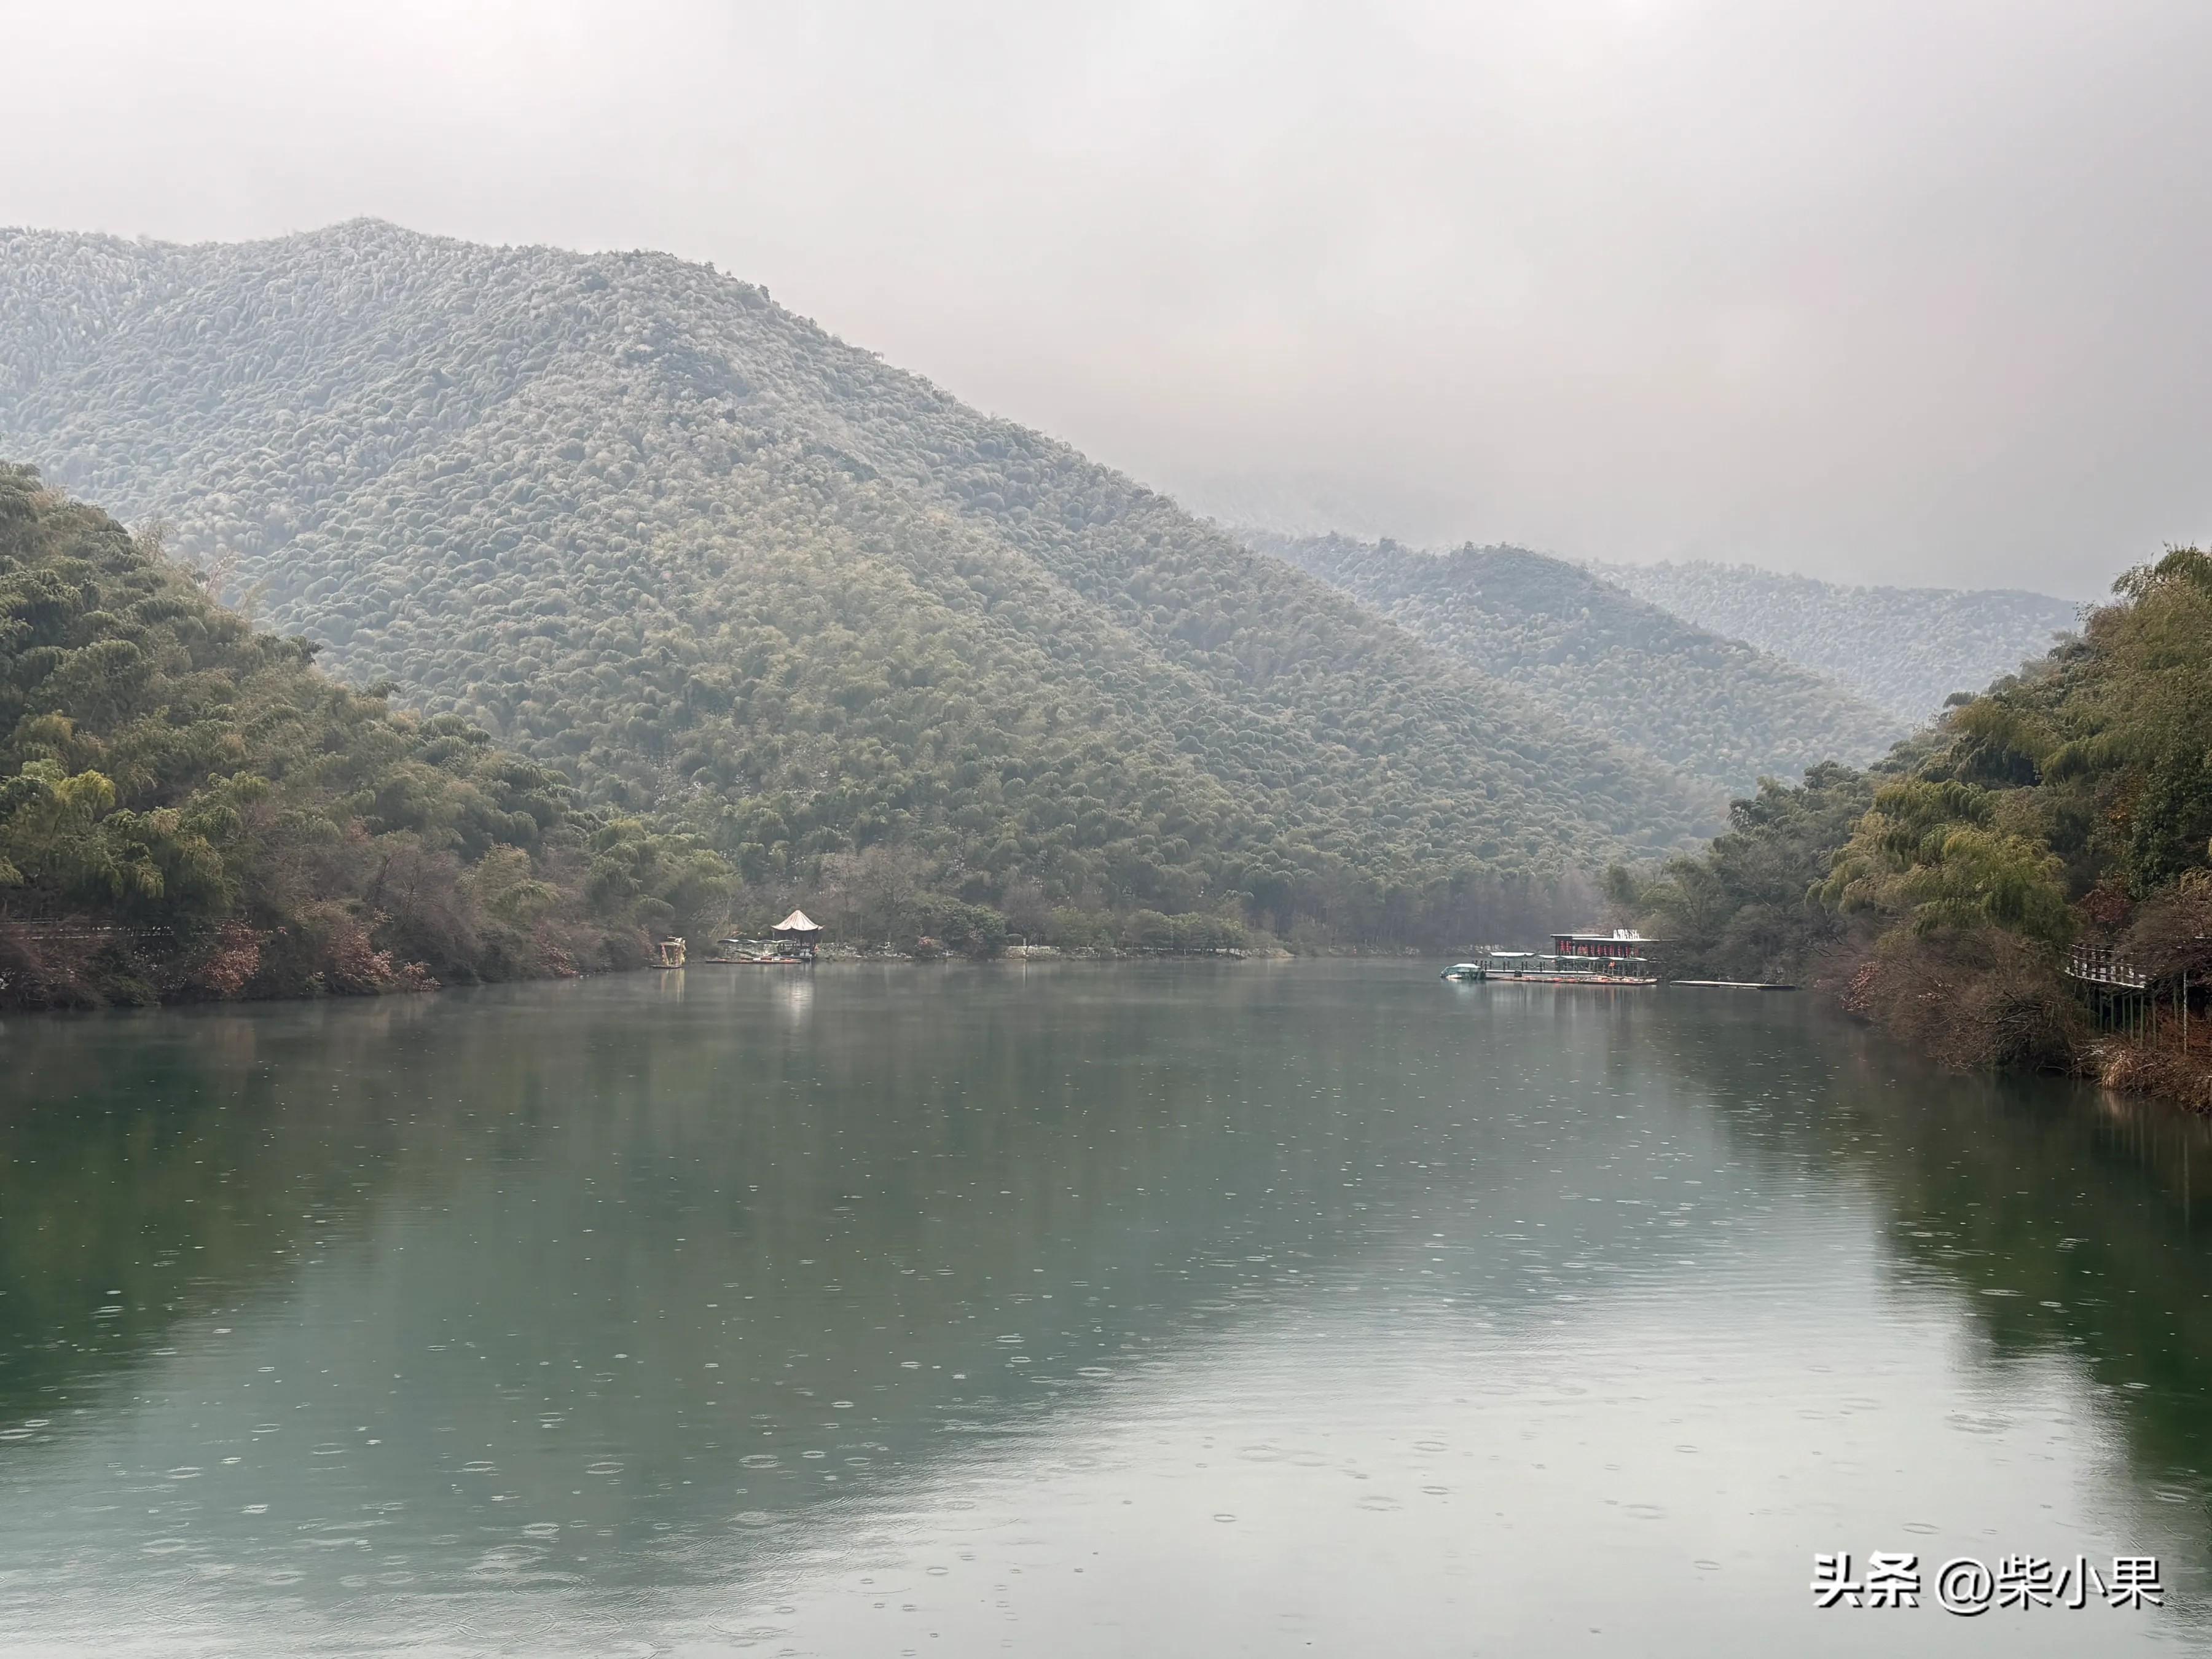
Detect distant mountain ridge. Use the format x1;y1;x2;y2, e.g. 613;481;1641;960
1247;532;1905;796
1588;559;2079;723
0;220;1716;944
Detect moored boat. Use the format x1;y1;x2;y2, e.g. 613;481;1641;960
1446;930;1665;986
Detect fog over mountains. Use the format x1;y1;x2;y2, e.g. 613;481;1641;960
1245;532;1907;798
0;221;1725;942
0;218;2093;949
1590;560;2080;724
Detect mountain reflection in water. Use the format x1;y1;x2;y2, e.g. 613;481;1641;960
1;963;2206;1655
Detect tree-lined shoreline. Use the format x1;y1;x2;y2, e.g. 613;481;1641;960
1615;547;2212;1110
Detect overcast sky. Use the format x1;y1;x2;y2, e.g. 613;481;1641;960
7;0;2209;595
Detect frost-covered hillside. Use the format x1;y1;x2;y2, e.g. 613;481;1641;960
1590;559;2079;723
0;221;1716;939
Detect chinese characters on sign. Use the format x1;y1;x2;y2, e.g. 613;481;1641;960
1812;1553;2162;1614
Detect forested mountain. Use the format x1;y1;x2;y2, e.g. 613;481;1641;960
0;465;732;1007
0;221;1716;945
1248;531;1904;796
1590;558;2079;723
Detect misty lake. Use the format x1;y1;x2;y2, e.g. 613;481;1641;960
2;963;2209;1655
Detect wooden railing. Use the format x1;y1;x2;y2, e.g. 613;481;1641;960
2068;944;2148;989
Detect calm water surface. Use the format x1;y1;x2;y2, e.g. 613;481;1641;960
2;962;2210;1655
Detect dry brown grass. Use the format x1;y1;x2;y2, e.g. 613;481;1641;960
2095;1021;2212;1113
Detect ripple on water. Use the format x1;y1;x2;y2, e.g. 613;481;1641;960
1945;1412;2012;1436
468;1545;551;1580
